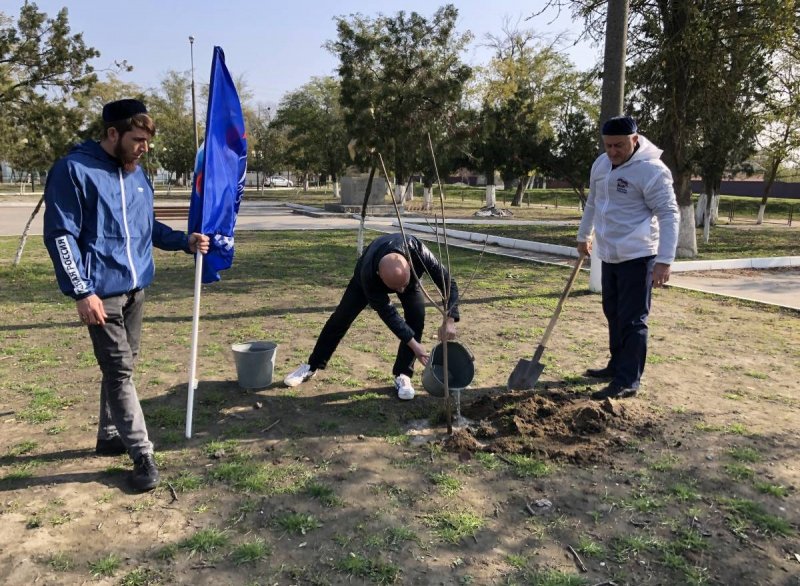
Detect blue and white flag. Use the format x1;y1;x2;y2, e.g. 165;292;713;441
188;46;247;284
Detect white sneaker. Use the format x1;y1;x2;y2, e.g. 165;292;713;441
394;374;415;400
284;363;316;387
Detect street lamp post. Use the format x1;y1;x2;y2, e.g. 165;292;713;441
189;35;199;152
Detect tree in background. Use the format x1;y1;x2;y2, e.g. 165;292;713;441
477;24;585;206
754;48;800;224
0;3;98;183
147;71;197;186
544;109;598;206
272;77;348;192
691;2;790;243
562;0;796;256
329;4;472;197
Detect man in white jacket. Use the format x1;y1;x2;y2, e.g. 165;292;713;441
577;116;679;400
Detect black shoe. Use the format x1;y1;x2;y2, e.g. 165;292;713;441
95;436;126;456
131;453;160;492
584;366;616;380
591;383;637;400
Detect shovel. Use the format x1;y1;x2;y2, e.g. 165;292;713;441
507;252;586;391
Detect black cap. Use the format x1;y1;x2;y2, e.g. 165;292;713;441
102;99;147;122
601;116;638;136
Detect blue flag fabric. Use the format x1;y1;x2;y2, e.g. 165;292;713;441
188;46;247;284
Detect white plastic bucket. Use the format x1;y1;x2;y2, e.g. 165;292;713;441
231;341;277;389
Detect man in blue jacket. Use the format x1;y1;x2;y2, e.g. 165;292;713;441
43;99;209;491
577;116;679;400
284;233;459;400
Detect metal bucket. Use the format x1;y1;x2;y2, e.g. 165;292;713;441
422;341;474;397
231;341;277;389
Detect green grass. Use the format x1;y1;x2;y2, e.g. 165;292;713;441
180;528;230;555
4;440;37;457
423;509;485;543
728;446;761;462
119;567;166;586
275;512;322;535
209;453;310;494
453;216;799;260
334;552;400;585
231;538;271;565
719;497;794;537
306;480;344;507
502;453;552;478
168;470;205;492
724;463;755;481
429;472;462;496
46;552;74;571
87;553;121;578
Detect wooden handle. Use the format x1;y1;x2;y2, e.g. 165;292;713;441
532;253;586;359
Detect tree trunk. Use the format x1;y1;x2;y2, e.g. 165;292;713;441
485;184;496;208
757;204;766;224
13;196;45;267
702;186;715;244
510;176;526;206
404;178;413;202
423;186;432;210
695;192;706;227
676;204;697;258
710;193;720;225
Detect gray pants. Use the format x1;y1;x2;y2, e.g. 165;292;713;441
88;289;152;459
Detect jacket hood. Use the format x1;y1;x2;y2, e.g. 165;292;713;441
631;134;663;163
70;140;119;166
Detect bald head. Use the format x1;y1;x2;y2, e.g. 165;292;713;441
378;253;411;292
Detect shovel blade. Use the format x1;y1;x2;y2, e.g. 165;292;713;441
506;358;545;391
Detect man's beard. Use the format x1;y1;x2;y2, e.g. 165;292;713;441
114;142;139;173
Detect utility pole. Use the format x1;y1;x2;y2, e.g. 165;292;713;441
599;0;629;138
591;0;629;293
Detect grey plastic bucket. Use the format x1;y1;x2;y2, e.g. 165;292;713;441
422;341;475;397
231;341;277;389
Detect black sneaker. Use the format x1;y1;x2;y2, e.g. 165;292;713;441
95;436;126;456
584;366;616;380
131;453;160;492
591;383;637;400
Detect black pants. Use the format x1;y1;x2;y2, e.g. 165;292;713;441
308;276;426;378
601;256;655;389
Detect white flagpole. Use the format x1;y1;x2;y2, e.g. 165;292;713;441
185;250;204;438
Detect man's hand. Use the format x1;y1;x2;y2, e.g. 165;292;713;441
77;294;107;326
653;262;671;287
408;338;429;367
577;240;592;256
189;233;210;254
438;317;457;342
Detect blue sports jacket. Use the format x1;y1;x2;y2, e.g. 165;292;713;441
43;140;190;300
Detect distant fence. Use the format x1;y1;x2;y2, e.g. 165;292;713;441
690;180;799;199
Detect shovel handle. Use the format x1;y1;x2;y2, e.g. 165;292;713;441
532;253;586;359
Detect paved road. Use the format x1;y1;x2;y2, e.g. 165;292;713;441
2;201;798;311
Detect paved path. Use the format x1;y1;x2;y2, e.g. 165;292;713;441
669;270;800;310
2;201;798;311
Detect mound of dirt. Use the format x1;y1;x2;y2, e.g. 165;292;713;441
454;389;658;463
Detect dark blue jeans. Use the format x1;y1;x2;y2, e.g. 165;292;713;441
308;276;426;378
601;256;656;389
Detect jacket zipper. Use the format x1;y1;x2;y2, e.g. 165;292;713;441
118;169;139;289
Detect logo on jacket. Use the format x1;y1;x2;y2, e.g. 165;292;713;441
616;178;629;194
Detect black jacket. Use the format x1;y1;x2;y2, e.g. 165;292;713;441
357;233;459;343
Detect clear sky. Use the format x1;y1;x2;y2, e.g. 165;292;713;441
20;0;599;107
